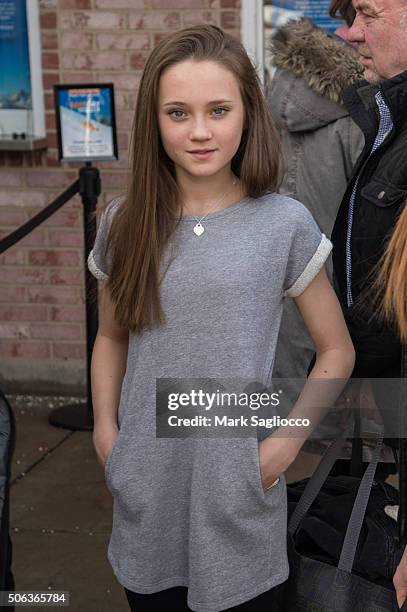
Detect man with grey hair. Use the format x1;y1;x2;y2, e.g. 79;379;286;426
330;0;407;605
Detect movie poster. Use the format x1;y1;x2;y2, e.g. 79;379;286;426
56;86;117;161
0;0;31;111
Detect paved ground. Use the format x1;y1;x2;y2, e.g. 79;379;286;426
5;394;399;611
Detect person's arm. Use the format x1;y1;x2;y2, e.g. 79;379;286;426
259;267;355;489
394;549;407;608
91;285;129;468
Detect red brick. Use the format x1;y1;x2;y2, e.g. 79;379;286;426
45;152;60;167
41;209;80;228
62;51;127;71
40;12;57;29
151;0;208;6
4;152;23;167
0;340;50;358
26;171;76;188
60;32;93;49
113;90;129;111
0;287;27;303
41;30;58;54
0;250;26;266
99;171;128;189
98;155;129;170
60;11;126;30
2;269;48;285
0;305;48;322
46;132;58;149
48;231;83;247
60;0;91;8
31;323;82;340
61;72;95;85
28;286;80;305
0;171;23;187
1;152;26;169
17;230;47;247
46;113;56;131
221;10;239;29
117;132;129;149
129;52;150;71
129;11;181;30
220;0;239;6
50;305;84;322
95;0;145;6
40;0;57;8
96;33;150;51
0;209;26;226
96;72;141;91
116;110;134;131
50;269;83;285
25;151;45;168
44;93;55;110
42;52;59;69
0;324;30;339
41;31;58;49
53;342;85;359
24;285;76;304
182;10;219;26
0;191;47;207
153;32;170;46
43;72;60;90
29;250;79;267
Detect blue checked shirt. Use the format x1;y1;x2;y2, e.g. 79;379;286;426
345;91;393;306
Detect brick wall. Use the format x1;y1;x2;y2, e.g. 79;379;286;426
0;0;241;393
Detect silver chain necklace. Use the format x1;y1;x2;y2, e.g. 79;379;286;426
185;176;238;236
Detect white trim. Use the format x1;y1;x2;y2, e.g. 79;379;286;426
284;234;333;298
384;505;398;522
87;250;109;282
241;0;265;84
26;0;45;138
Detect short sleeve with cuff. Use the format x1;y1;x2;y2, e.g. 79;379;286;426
283;199;333;298
87;197;123;282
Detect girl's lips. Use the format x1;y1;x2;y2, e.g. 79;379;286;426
187;149;216;159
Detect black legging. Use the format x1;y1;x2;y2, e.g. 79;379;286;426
124;580;286;611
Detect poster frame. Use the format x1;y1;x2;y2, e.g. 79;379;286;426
53;82;118;163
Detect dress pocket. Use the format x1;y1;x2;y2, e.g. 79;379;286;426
253;438;281;501
104;432;121;485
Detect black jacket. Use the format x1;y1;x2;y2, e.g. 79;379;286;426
331;71;407;378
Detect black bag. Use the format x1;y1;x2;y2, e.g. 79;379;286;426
285;434;407;611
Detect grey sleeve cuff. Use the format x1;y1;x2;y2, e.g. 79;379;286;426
87;250;109;282
284;234;333;298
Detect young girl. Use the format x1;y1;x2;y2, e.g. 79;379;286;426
88;25;355;612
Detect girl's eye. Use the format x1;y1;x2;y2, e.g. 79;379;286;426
212;107;228;116
169;110;186;119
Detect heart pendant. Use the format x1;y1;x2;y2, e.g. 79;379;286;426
193;223;204;236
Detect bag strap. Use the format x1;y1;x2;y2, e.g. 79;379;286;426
338;435;383;572
288;432;383;574
349;406;363;478
288;432;348;535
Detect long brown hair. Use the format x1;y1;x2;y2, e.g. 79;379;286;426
373;203;407;342
104;25;282;333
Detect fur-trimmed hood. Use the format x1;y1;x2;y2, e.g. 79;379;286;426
267;18;364;132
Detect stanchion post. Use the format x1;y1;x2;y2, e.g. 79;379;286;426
48;163;101;430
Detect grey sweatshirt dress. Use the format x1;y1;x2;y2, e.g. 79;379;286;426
87;192;332;612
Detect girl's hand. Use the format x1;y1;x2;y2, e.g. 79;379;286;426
92;424;119;468
393;548;407;608
258;435;300;491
